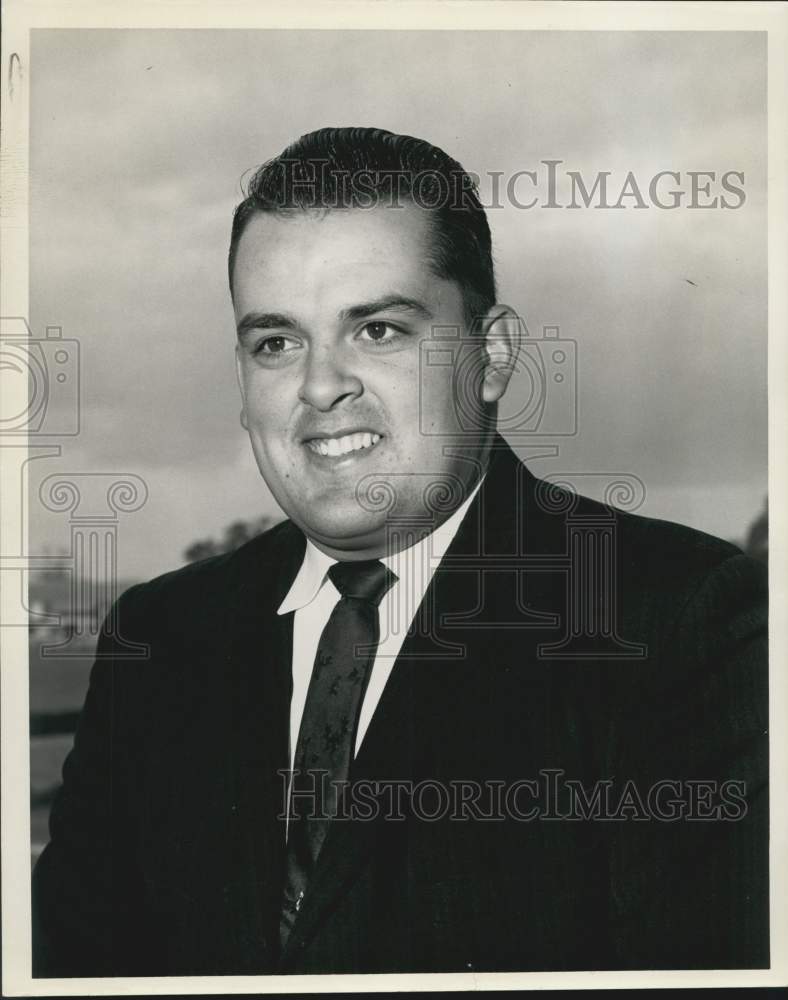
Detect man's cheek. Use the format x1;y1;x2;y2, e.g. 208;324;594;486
422;385;461;436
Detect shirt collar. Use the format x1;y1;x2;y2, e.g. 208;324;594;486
277;474;484;616
277;535;336;615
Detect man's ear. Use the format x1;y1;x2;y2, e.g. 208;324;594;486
234;345;249;430
479;305;520;404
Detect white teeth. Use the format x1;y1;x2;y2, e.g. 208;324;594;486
308;432;382;457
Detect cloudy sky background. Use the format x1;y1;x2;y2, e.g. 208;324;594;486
29;29;767;580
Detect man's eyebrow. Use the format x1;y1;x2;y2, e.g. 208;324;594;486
339;296;433;323
236;311;298;338
236;296;433;339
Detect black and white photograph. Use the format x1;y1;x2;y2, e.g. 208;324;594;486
1;1;786;994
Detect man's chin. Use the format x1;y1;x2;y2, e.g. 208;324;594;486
291;507;392;557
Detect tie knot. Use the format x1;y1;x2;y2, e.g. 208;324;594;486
328;559;397;606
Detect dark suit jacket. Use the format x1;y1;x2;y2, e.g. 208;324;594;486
32;437;769;976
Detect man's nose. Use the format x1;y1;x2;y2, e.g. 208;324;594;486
297;345;363;411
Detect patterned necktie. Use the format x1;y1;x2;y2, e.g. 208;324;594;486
280;558;397;948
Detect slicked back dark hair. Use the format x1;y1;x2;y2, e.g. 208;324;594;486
228;127;496;326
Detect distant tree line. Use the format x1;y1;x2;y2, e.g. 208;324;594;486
741;497;768;564
183;515;281;564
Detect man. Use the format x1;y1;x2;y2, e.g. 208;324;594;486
32;127;768;976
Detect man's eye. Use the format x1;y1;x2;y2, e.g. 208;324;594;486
254;335;297;355
359;322;400;344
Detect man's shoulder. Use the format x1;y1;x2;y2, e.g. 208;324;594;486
521;463;744;568
607;501;743;567
115;517;304;623
488;442;745;577
511;459;764;614
607;502;763;615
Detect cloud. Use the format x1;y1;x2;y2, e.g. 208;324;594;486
28;28;767;574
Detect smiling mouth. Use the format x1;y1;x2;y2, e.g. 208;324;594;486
305;431;382;458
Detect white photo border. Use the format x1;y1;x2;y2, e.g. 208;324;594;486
2;0;786;994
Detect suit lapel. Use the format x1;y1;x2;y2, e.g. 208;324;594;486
226;524;304;971
278;437;537;967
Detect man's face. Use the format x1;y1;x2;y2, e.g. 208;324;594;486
232;204;496;558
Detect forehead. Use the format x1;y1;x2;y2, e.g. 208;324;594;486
232;204;443;314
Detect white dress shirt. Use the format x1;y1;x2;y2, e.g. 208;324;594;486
278;477;484;773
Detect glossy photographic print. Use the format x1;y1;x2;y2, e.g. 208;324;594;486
1;2;786;995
